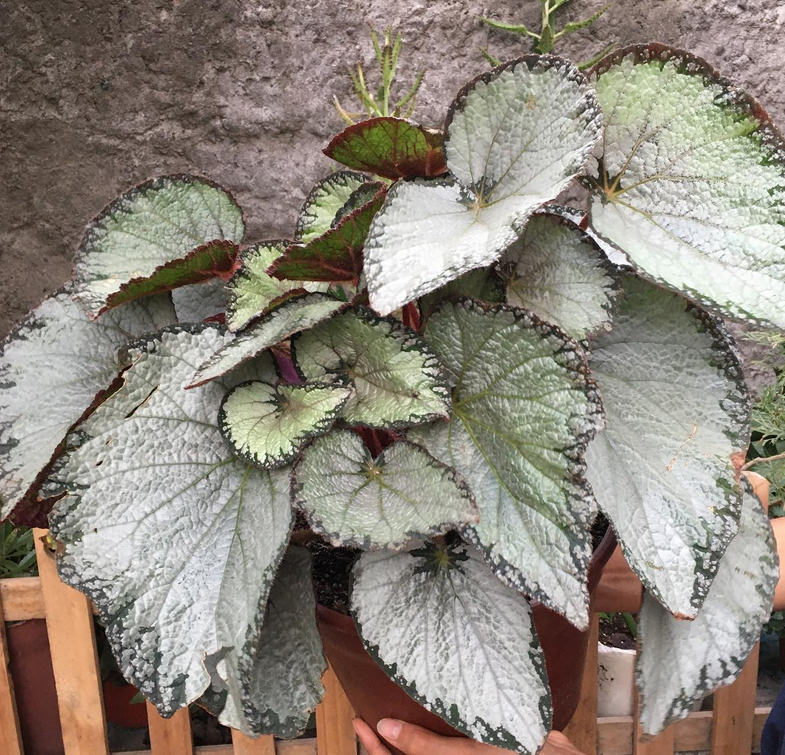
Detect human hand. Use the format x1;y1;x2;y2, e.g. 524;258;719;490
352;717;584;755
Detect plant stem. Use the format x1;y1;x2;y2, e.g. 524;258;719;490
742;451;785;472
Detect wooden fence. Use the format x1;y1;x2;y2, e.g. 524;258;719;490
0;529;772;755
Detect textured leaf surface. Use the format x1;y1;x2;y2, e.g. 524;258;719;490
295;171;371;243
542;204;630;266
293;430;478;549
352;544;550;753
73;175;245;317
292;308;450;428
103;239;238;311
173;278;229;323
324;117;447;180
48;325;294;722
189;294;345;388
502;213;619;340
0;292;175;518
220;381;352;469
200;547;326;736
588;44;785;328
365;57;602;315
409;300;603;628
585;277;749;617
420;267;505;320
269;187;386;283
636;479;777;735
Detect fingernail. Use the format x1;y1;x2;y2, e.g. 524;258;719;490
377;718;402;741
351;718;362;736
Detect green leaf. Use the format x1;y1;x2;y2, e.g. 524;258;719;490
636;478;778;735
268;186;386;283
584;277;750;618
188;294;346;389
295;171;372;243
352;543;551;754
409;300;604;628
292;308;451;429
0;291;176;519
293;430;479;549
588;44;785;328
539;204;630;266
501;213;620;340
219;380;352;469
419;267;505;320
199;547;326;736
173;278;229;323
73;175;245;317
226;241;328;332
364;57;602;315
323;117;447;180
48;325;294;726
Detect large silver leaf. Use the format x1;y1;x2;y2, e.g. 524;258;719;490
220;380;352;469
0;291;175;519
588;44;785;328
48;325;294;722
636;478;778;735
172;277;229;323
293;430;479;549
502;213;619;341
292;308;451;429
200;547;326;737
188;293;345;388
73;175;245;318
295;171;371;243
352;543;550;754
365;56;602;315
409;300;603;628
585;277;750;617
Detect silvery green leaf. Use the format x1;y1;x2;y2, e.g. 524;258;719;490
352;543;550;754
293;430;479;549
173;277;229;323
189;293;345;389
200;547;326;737
292;308;451;429
541;204;630;267
419;267;505;321
226;242;329;332
585;277;749;617
501;213;620;340
409;300;603;628
588;44;785;328
48;325;294;722
73;175;245;317
0;291;175;518
364;56;602;315
220;381;352;469
636;478;777;735
295;171;372;243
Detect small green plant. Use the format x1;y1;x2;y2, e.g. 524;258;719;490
480;0;614;68
0;523;38;579
333;26;425;125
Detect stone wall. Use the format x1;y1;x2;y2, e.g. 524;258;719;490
2;0;783;347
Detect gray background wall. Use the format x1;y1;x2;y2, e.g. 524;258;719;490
2;0;784;342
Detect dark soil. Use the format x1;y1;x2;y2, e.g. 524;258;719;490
599;612;637;650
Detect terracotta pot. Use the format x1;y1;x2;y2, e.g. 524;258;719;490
6;619;64;755
317;528;617;752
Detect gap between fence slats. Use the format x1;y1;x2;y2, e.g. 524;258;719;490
316;666;357;755
711;642;760;754
33;527;110;755
563;614;599;752
0;582;23;755
147;704;194;754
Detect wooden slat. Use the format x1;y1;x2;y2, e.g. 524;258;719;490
231;730;276;755
33;528;109;755
121;740;319;755
563;614;598;753
633;690;674;755
711;642;760;754
674;710;712;751
316;666;356;755
0;585;23;755
147;705;194;754
0;577;46;621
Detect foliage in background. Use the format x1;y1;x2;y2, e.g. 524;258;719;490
0;523;37;579
480;0;614;68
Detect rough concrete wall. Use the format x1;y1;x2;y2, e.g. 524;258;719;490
2;0;784;355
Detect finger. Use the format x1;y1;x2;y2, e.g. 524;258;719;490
353;718;391;755
377;719;477;755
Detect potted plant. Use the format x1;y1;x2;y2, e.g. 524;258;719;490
2;28;785;755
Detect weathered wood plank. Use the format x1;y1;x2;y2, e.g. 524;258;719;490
316;666;356;755
0;577;45;621
711;643;760;755
563;614;598;753
33;528;109;755
231;730;276;755
147;705;194;755
0;586;23;755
